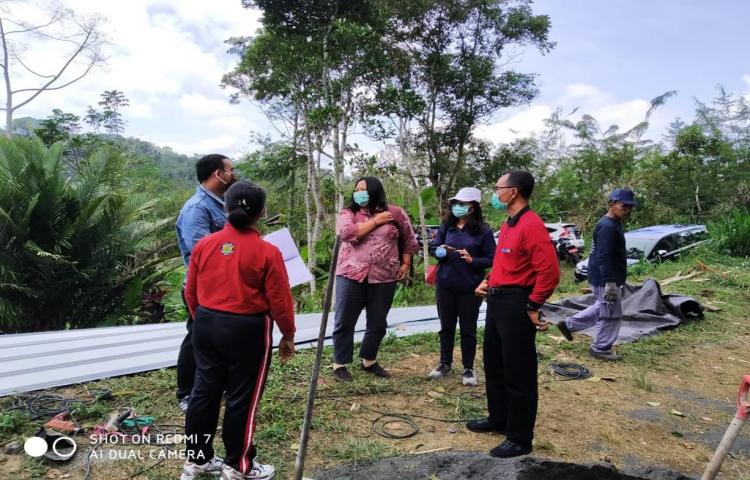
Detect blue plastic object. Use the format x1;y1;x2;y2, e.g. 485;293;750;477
435;246;447;258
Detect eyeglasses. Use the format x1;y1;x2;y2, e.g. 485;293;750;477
493;186;515;194
219;169;239;179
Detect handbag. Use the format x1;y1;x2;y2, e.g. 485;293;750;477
426;264;439;286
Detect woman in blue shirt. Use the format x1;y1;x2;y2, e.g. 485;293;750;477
428;187;496;385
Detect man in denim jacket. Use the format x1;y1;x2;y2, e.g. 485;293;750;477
175;154;238;413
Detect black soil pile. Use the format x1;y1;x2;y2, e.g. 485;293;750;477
316;452;695;480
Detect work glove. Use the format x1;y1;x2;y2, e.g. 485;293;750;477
604;282;619;303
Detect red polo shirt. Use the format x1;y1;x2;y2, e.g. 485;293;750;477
185;224;296;337
488;206;560;306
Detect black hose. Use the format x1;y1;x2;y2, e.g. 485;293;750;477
548;362;590;380
371;413;420;439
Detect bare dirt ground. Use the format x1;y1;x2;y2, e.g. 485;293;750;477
300;337;750;480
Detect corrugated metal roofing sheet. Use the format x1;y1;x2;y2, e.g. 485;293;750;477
0;304;487;397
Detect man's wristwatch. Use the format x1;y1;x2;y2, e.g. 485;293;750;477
525;300;542;312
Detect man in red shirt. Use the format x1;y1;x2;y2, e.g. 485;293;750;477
466;170;560;458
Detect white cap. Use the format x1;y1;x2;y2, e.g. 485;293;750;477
448;187;481;203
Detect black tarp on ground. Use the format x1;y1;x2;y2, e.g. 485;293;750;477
543;278;704;344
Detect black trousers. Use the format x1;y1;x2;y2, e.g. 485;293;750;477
332;276;397;364
185;307;272;474
176;290;195;399
483;291;538;446
436;284;482;369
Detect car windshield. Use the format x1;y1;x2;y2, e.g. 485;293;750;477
625;236;658;260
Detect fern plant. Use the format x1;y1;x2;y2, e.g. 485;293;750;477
0;137;173;332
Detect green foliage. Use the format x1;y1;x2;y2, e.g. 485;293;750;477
0;137;173;332
0;410;30;439
34;109;82;145
377;0;554;205
709;209;750;257
88;90;130;135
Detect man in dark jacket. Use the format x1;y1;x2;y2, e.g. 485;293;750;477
556;188;636;361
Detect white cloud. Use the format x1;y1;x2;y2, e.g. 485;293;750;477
211;116;253;133
7;0;264;157
560;83;601;102
163;133;248;156
178;92;234;115
129;104;153;119
476;83;673;145
475;105;554;144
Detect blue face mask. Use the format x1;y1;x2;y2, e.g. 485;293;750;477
353;191;369;206
451;204;470;218
491;193;507;211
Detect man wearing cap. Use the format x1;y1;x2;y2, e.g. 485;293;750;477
466;170;560;458
556;188;636;361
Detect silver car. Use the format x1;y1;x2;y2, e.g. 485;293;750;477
574;224;708;282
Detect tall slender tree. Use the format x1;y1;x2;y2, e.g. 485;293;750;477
0;1;107;136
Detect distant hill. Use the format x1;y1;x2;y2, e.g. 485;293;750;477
7;116;200;187
115;136;198;186
0;117;43;137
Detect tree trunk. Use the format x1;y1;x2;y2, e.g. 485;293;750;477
333;89;351;211
399;117;430;280
1;18;13;137
304;162;315;294
332;121;344;210
302;107;326;293
694;183;702;213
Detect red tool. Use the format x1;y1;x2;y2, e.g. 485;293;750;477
44;412;78;434
702;375;750;480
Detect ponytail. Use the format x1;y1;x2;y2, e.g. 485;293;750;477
224;181;266;229
228;206;252;229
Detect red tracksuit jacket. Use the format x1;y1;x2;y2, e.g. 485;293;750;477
185;224;295;337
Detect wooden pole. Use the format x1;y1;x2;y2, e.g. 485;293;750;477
294;235;342;480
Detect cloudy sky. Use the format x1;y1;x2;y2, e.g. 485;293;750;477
6;0;750;157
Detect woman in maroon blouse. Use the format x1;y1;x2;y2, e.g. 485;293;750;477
332;176;419;382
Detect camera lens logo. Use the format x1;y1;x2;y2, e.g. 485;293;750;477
24;435;77;460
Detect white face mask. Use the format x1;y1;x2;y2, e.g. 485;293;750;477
216;170;229;186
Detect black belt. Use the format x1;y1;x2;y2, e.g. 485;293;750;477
486;286;532;296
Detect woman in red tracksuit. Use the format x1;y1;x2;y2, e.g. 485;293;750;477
181;181;295;480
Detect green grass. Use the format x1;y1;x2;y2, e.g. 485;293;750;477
632;368;654;392
436;392;485;420
324;438;396;466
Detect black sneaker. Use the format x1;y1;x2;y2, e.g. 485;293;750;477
333;366;353;383
589;348;622;361
556;320;574;341
465;418;506;435
361;362;391;378
178;395;190;413
490;439;532;458
428;363;451;379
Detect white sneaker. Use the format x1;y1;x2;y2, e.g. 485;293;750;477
221;460;275;480
180;457;224;479
462;368;477;386
428;363;451;379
